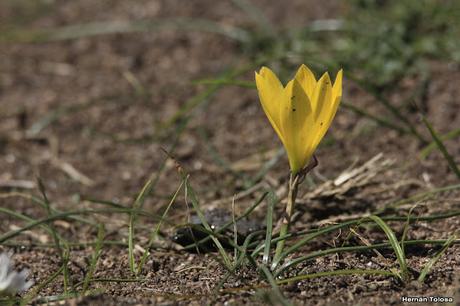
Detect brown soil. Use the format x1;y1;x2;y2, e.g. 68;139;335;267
1;1;459;305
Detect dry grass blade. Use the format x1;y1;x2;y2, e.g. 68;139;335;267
51;157;95;187
299;153;394;202
0;180;35;190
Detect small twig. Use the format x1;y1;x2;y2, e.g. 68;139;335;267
0;180;35;190
51;157;95;186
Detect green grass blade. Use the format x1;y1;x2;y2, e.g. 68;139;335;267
181;192;267;251
194;76;410;137
1;240;126;249
418;234;458;283
259;265;293;306
422;117;460;179
1;18;250;43
137;179;185;274
76;278;146;288
128;177;154;273
350;74;428;143
0;191;94;226
420;127;460;159
277;269;396;284
232;201;238;262
0;207;56;237
275;239;460;277
184;178;233;269
380;184;460;213
231;0;275;35
263;191;276;264
82;224;105;294
342;101;410;134
274;219;361;269
20;265;65;306
29;291;104;304
37;179;71;292
197;127;251;187
369;215;408;280
194;78;256;88
210;231;262;303
0;207;169;243
250;148;285;185
401;205;418;253
160;65;253;132
26;93;128;137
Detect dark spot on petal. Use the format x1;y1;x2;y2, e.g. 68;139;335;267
293;108;296;112
291;95;296;100
320;122;323;126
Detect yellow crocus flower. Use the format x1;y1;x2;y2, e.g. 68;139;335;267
255;64;343;175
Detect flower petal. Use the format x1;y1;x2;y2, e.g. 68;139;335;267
0;253;10;281
312;72;332;120
294;64;317;100
0;252;33;294
310;70;342;150
0;273;14;291
280;79;314;174
255;67;285;143
332;69;343;102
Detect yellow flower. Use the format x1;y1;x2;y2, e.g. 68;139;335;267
255;64;343;175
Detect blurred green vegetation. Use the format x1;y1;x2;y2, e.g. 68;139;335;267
0;0;56;26
338;0;460;88
3;0;459;88
241;0;460;86
225;0;460;146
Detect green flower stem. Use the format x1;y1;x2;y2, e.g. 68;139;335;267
272;173;300;270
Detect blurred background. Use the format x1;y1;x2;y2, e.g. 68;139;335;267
1;0;459;205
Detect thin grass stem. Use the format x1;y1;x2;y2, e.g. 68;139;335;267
272;174;299;270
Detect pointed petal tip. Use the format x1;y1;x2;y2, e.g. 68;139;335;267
333;69;343;98
259;66;272;76
322;71;331;79
295;64;315;76
298;63;308;71
335;69;343;80
284;78;295;91
302;64;316;72
254;71;262;85
317;71;332;87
